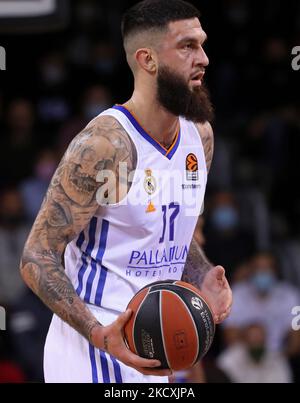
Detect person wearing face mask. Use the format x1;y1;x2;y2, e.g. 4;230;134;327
250;268;277;295
204;191;255;280
217;323;292;383
222;252;300;356
19;149;58;223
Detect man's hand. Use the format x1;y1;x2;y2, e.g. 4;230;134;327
201;266;232;324
91;309;172;377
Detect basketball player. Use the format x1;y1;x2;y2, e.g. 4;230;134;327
20;0;232;383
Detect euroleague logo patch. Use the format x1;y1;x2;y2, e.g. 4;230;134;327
186;153;199;181
191;296;203;310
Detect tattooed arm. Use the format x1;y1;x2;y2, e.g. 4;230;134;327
182;237;232;324
182;122;232;323
182;238;213;289
20;115;136;342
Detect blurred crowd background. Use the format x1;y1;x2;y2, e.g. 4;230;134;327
0;0;300;383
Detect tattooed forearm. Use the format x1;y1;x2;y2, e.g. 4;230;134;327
182;238;213;289
20;115;136;343
21;254;100;342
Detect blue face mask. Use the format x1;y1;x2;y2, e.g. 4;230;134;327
211;206;239;231
251;272;276;294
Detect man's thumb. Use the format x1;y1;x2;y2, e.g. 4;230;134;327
116;309;132;328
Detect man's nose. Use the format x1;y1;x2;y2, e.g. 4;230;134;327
195;47;209;67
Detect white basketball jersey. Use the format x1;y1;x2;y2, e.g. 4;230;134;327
64;105;207;315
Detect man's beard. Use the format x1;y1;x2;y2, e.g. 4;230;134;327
157;65;214;123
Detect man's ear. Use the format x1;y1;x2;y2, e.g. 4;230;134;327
135;48;157;73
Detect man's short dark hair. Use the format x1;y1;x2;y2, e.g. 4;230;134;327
121;0;201;41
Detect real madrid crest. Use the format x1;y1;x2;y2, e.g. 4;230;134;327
144;169;156;195
144;169;156;213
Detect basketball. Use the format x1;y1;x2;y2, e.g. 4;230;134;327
124;280;215;371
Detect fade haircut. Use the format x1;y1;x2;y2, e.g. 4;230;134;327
122;0;200;45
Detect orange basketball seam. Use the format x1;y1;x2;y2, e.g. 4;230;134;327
160;289;200;370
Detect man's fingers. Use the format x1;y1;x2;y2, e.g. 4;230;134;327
118;347;171;376
120;348;161;369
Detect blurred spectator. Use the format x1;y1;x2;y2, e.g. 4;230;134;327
276;239;300;291
38;52;68;90
223;252;300;353
91;40;117;76
218;323;292;383
0;187;29;307
204;191;255;278
19;148;58;223
237;188;270;250
37;52;71;124
208;136;233;190
0;99;37;184
82;84;112;121
57;84;112;156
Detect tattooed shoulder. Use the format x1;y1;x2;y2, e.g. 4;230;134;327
196;121;214;173
57;115;137;207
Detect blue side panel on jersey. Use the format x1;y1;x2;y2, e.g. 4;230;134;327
76;255;88;296
76;217;97;296
94;220;109;306
110;356;123;383
86;217;98;255
76;231;85;248
84;259;98;303
100;351;110;383
89;344;98;383
94;265;108;306
83;216;98;302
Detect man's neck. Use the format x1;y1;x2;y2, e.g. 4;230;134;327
123;93;179;149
